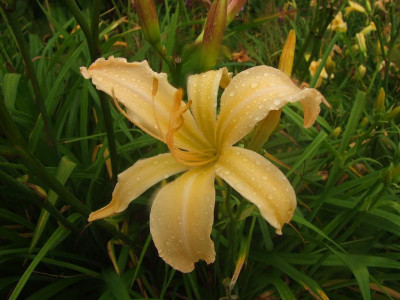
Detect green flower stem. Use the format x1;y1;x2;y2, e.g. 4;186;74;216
0;169;79;233
90;0;101;58
0;97;134;246
63;0;96;59
1;6;54;145
64;0;118;184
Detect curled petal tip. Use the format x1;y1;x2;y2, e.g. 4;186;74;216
275;228;283;235
80;66;90;79
87;203;117;222
300;88;324;128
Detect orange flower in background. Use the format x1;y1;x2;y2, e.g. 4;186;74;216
81;57;324;272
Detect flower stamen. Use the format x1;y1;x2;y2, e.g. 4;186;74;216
166;89;217;167
111;88;164;142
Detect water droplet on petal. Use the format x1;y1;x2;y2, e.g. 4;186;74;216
251;83;258;88
229;91;236;97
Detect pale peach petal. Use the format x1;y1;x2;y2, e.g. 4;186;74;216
150;167;216;273
187;68;230;145
88;153;188;221
216;147;296;234
80;56;210;150
216;66;323;147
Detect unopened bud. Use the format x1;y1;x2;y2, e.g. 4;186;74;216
325;56;336;75
360;116;369;127
358;64;366;77
278;30;296;76
360;22;376;36
375;87;386;112
135;0;161;51
345;1;367;17
385;107;400;121
356;33;366;56
332;126;342;138
227;0;246;24
365;0;372;13
202;0;227;70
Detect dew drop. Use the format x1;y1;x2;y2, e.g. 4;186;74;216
244;71;250;75
251;83;258;88
274;99;281;105
229;91;236;97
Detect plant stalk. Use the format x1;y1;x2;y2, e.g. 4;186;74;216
64;0;118;183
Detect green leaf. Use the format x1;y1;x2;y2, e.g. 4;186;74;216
100;269;130;300
2;73;21;110
9;213;80;300
27;156;76;255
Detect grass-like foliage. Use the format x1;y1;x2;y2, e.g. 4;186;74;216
1;0;400;299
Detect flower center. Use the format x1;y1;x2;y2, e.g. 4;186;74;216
165;89;218;167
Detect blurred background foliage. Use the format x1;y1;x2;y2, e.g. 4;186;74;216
0;0;399;299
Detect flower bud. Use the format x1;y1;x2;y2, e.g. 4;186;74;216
385;107;400;121
135;0;162;51
358;64;366;77
201;0;227;70
278;29;296;76
227;0;246;24
332;126;342;138
345;1;367;17
375;87;386;112
360;22;376;35
325;56;336;75
356;33;366;56
360;116;369;127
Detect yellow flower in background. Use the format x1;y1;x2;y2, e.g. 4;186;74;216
360;22;376;35
358;65;366;77
309;59;331;88
356;32;367;55
345;1;367;17
328;12;347;32
81;57;323;272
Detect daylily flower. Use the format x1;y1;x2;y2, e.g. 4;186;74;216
309;59;331;88
328;12;347;33
344;1;367;17
80;57;323;272
360;22;376;36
